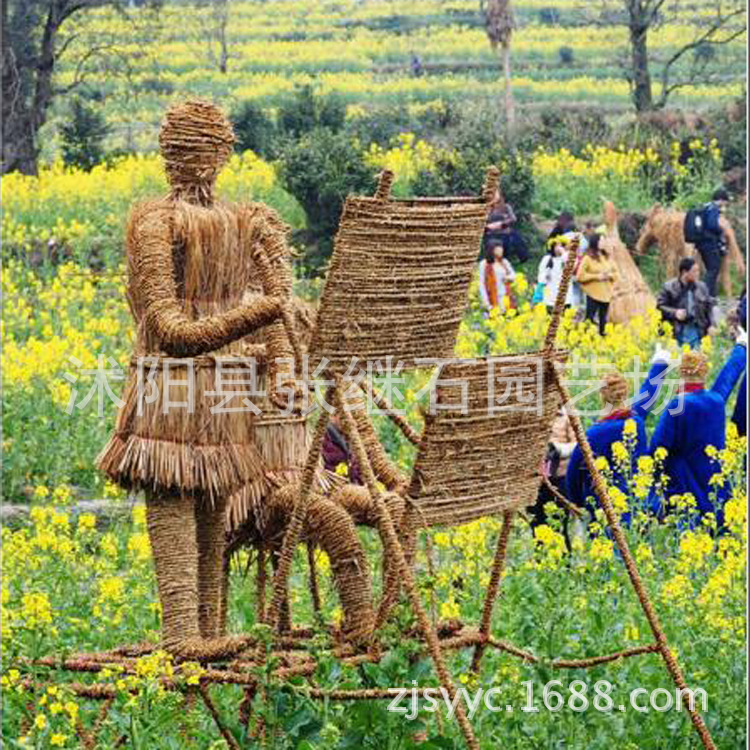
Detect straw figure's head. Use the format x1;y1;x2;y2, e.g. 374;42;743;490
680;350;709;384
599;371;629;411
159;99;235;203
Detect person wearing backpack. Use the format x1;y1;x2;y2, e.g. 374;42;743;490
684;188;730;297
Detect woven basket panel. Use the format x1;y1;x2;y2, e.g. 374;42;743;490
409;352;565;527
309;197;490;372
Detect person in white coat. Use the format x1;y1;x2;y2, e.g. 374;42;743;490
537;235;576;312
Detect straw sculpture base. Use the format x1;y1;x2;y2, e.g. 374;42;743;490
20;621;667;749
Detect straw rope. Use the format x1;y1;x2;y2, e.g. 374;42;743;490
552;367;716;750
540;474;585;518
98;99;301;508
266;402;333;630
375;169;395;201
359;380;421;446
128;201;284;360
255;547;267;622
341;384;408;490
198;684;241;750
307;542;322;616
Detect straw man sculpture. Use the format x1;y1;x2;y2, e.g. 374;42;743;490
97;100;302;656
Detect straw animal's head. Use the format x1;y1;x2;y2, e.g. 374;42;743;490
159;99;235;201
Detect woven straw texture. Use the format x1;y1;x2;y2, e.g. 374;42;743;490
409;352;565;527
600;371;630;406
308;171;497;372
600;201;655;325
96;198;299;501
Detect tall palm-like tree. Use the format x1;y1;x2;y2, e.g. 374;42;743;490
485;0;516;129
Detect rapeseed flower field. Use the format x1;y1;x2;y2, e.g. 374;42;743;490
2;1;746;746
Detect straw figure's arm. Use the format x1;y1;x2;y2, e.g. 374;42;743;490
131;203;284;358
243;206;303;411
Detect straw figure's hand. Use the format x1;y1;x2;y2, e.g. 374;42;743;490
133;204;285;357
266;355;308;414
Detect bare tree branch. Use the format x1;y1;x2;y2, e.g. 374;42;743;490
655;5;745;106
574;0;745;111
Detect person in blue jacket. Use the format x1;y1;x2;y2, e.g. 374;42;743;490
731;292;746;437
650;333;747;524
566;346;671;517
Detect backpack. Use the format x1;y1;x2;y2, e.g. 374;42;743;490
683;205;709;244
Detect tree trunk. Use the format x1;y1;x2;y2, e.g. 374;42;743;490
501;40;515;130
217;0;229;74
1;109;40;175
629;22;653;111
2;2;59;175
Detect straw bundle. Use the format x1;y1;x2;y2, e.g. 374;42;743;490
680;350;709;381
600;201;655;325
409;352;565;527
600;371;630;406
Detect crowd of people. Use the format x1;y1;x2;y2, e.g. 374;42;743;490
478;189;747;538
478;189;737;349
537;323;746;539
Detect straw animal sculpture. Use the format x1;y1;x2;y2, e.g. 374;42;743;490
599;201;655;325
635;204;745;294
